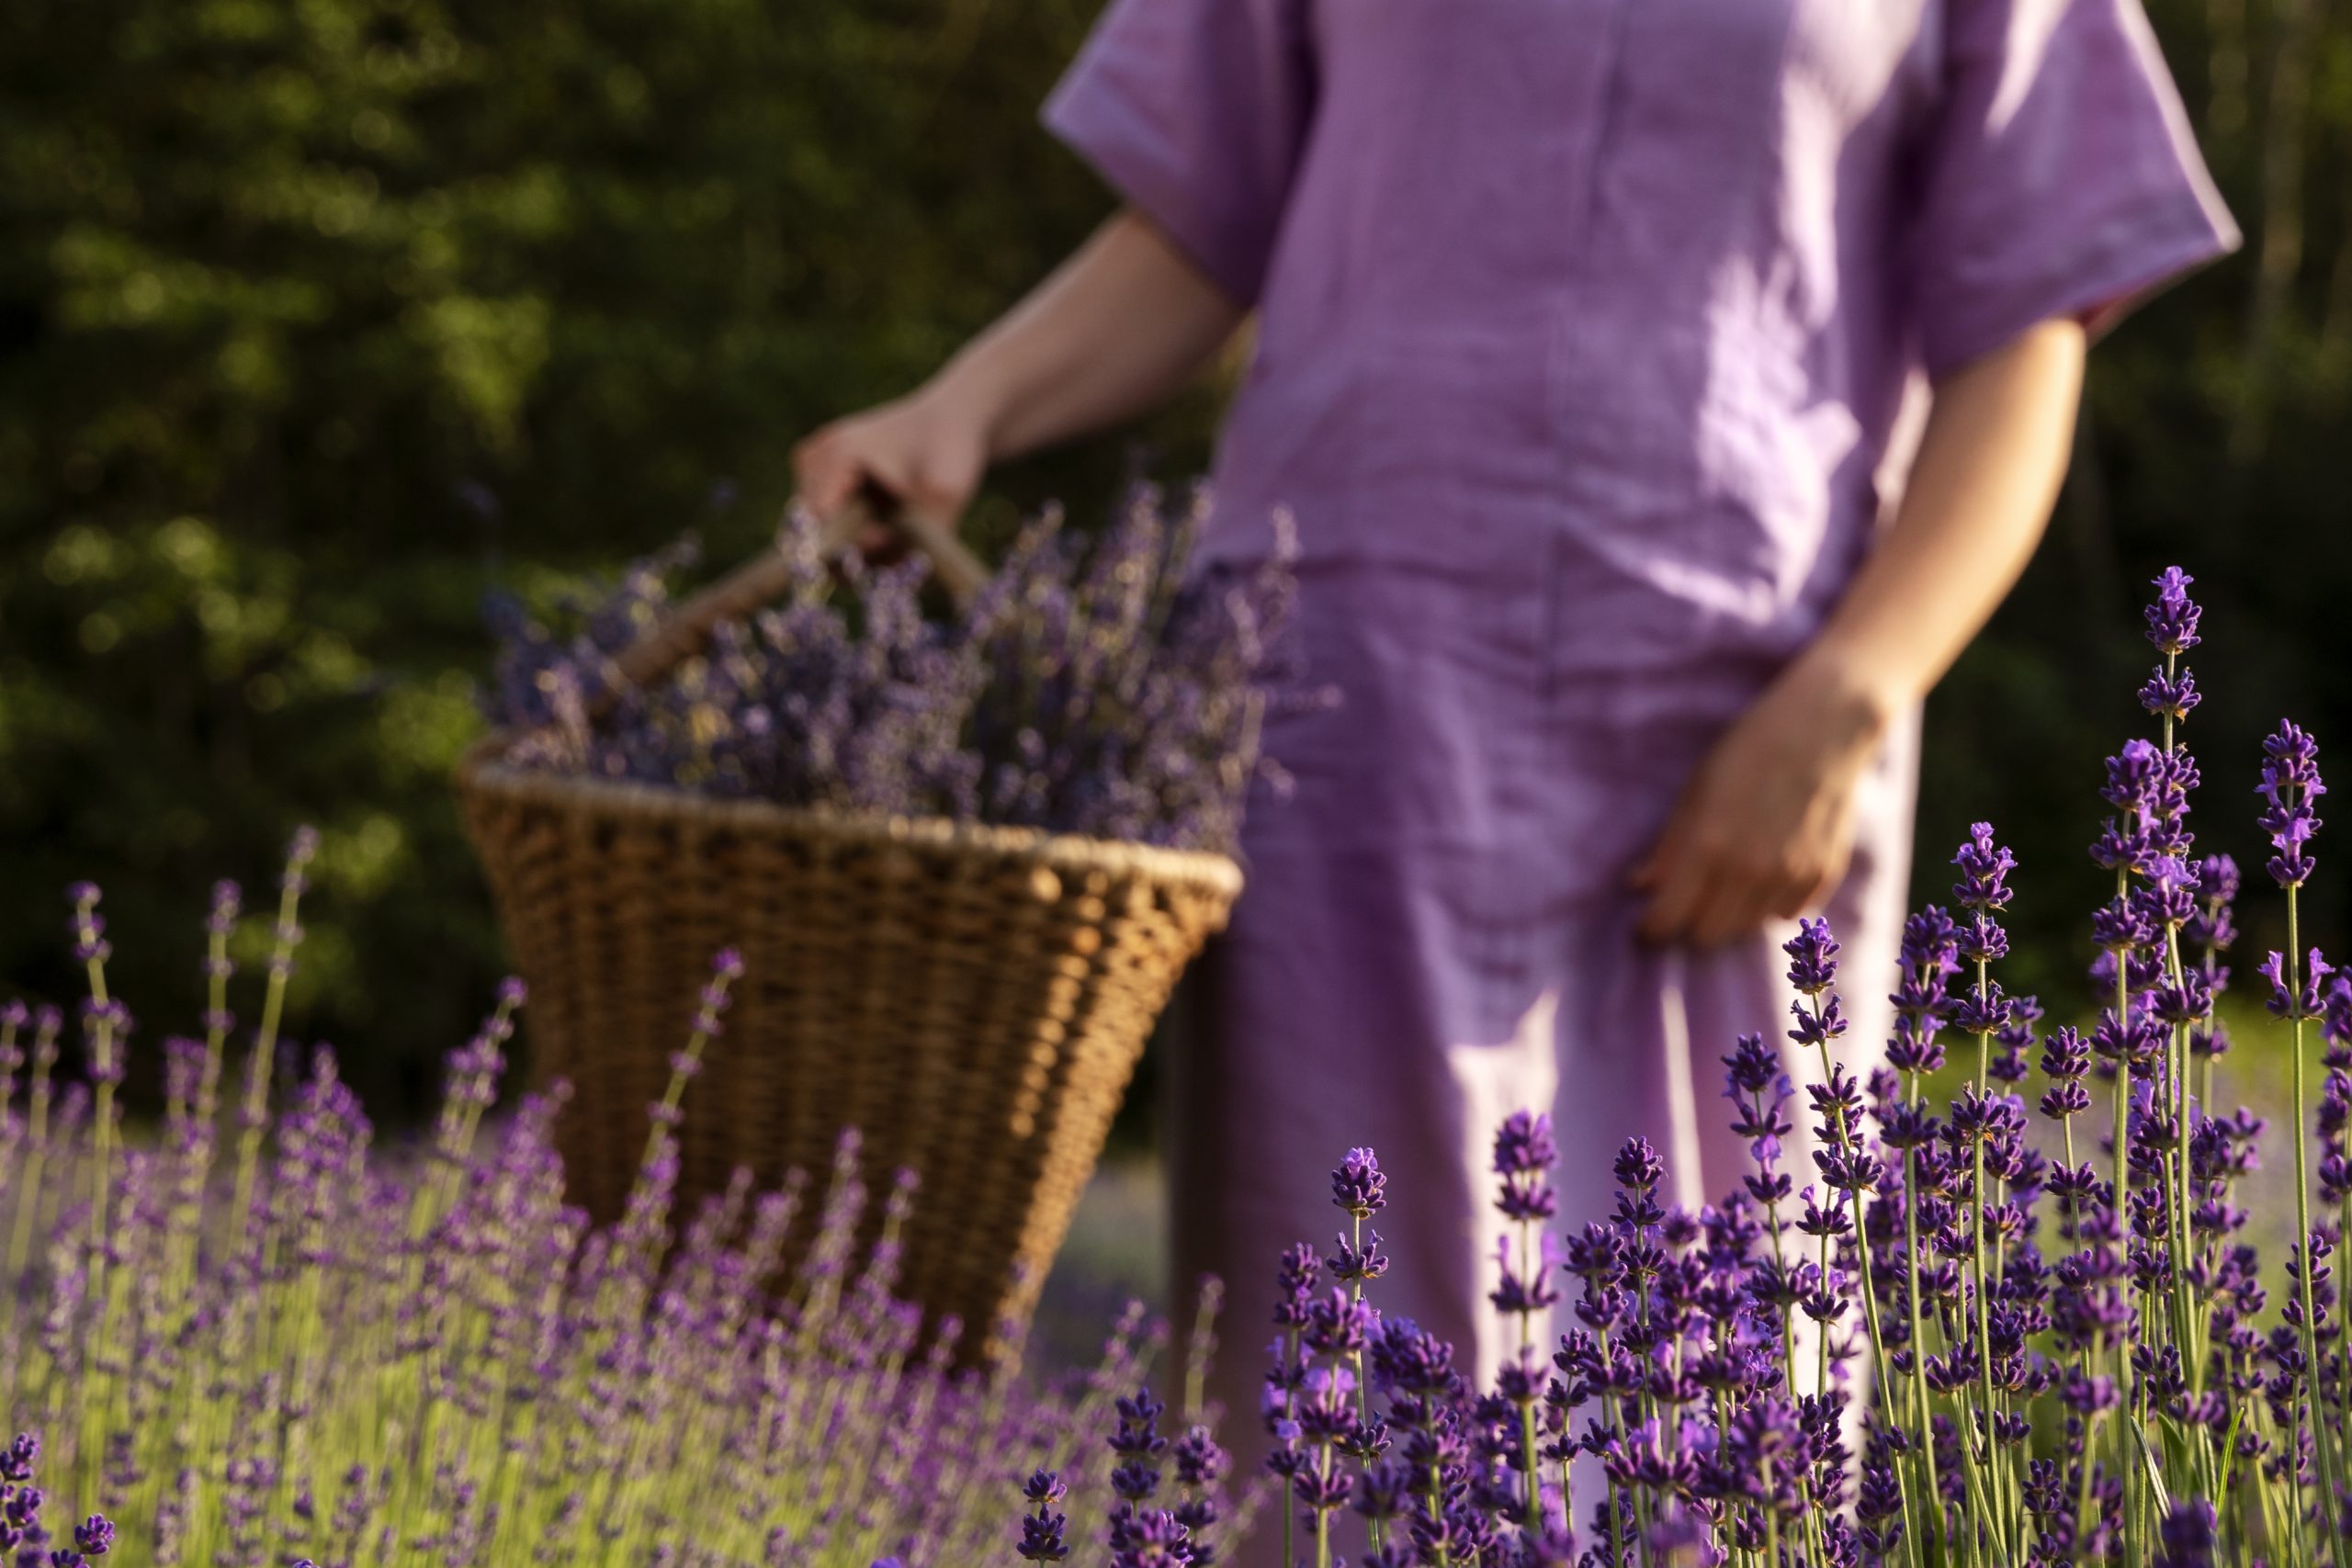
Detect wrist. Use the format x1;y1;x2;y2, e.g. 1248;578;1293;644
1785;640;1906;753
918;354;1016;462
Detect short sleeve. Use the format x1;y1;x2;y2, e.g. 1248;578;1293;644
1043;0;1316;307
1905;0;2240;378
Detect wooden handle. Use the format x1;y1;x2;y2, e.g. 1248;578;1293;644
605;492;990;699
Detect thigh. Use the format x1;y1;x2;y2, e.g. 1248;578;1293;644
1172;835;1555;1350
1169;835;1565;1568
1548;705;1917;1228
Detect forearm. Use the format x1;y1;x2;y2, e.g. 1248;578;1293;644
1792;318;2088;731
926;209;1247;461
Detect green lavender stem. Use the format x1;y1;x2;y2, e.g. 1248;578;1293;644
1968;958;2010;1556
1901;1072;1942;1553
2285;888;2348;1565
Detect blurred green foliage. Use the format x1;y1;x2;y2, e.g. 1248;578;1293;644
1916;0;2352;1007
0;0;1215;1116
0;0;2343;1122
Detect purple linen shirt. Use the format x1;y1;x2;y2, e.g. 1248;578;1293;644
1046;0;2237;679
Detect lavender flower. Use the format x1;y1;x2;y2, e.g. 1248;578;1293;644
1951;821;2016;965
1018;1472;1071;1563
2144;567;2203;656
1491;1112;1559;1224
2153;1500;2218;1568
1105;1507;1192;1568
1887;908;1956;1077
2260;721;2325;889
2262;949;2335;1021
1331;1148;1386;1219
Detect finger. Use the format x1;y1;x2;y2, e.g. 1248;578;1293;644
854;457;922;528
1633;885;1685;944
1635;840;1714;944
1781;864;1839;920
1780;818;1856;919
1770;882;1819;923
1630;829;1692;936
793;440;862;517
1694;872;1780;949
787;428;824;484
1699;843;1800;946
1756;863;1816;933
895;478;963;533
859;520;920;567
1764;850;1825;927
1627;797;1699;893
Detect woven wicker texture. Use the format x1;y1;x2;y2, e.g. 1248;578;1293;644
456;739;1242;1358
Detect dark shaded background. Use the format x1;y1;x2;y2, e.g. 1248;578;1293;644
0;0;2345;1131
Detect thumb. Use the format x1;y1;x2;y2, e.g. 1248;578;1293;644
796;454;862;519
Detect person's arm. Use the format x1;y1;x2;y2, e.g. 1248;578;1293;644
793;209;1246;529
1630;317;2088;946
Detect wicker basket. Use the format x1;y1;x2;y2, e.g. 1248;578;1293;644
455;510;1244;1357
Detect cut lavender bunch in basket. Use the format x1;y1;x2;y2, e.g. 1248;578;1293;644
484;487;1309;855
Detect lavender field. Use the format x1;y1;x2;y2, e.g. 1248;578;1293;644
2;571;2350;1568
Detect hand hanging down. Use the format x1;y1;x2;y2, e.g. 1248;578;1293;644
1631;317;2089;948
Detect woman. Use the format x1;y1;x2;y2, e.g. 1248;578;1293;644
795;0;2234;1517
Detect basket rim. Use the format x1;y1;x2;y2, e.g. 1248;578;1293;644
456;733;1248;897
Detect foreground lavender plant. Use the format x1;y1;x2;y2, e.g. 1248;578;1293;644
1025;567;2342;1568
488;488;1309;854
13;562;2347;1568
0;836;1234;1566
